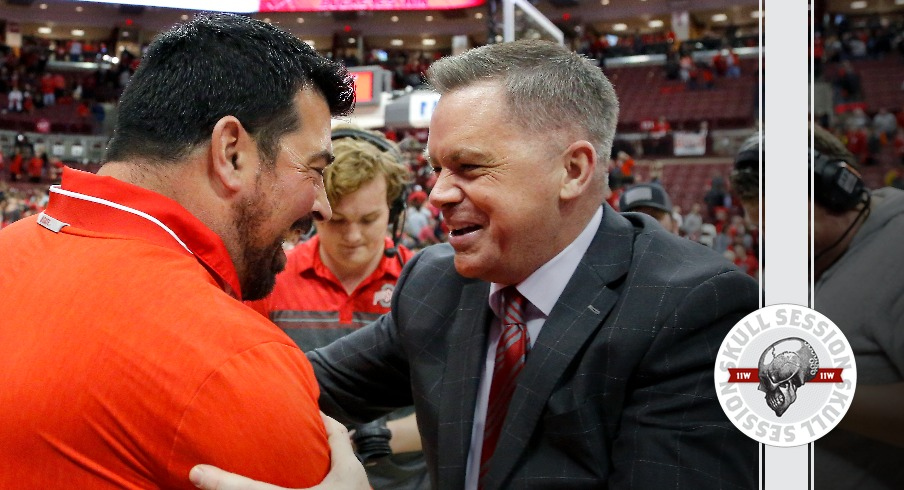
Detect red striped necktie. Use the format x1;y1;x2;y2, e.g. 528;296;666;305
479;287;529;485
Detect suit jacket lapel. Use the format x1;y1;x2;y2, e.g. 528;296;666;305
482;206;637;490
436;280;492;490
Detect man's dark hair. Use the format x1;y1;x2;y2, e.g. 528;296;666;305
104;13;355;165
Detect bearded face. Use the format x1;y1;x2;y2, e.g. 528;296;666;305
232;188;288;302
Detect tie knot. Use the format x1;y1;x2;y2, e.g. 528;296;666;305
501;287;525;326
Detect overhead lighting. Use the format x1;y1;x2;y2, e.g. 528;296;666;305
475;12;483;19
601;0;609;4
896;0;904;5
39;3;47;9
296;17;305;23
111;57;120;64
649;20;664;28
426;15;433;21
390;39;404;46
303;40;315;46
613;23;627;31
712;13;728;22
850;1;867;8
391;15;399;22
122;31;130;37
181;14;189;20
347;37;355;44
422;38;436;46
37;27;52;34
71;29;85;37
750;10;764;18
263;18;272;23
75;5;83;12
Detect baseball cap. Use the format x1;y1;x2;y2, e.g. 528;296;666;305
619;182;673;213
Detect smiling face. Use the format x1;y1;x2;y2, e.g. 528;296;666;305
427;82;570;285
235;89;333;300
316;176;391;281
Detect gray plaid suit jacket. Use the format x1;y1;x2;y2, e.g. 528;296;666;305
308;205;758;489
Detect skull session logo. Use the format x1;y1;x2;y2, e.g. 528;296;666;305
714;304;857;447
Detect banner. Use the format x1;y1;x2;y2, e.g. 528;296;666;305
672;131;706;156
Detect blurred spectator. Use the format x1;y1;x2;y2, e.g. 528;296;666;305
703;177;731;221
7;84;23;112
682;203;704;239
403;189;431;247
872;108;897;140
40;73;55;107
8;149;23;182
834;61;862;103
713;48;741;78
698;223;717;247
26;152;43;183
68;40;83;62
671;205;683;232
615;150;635;177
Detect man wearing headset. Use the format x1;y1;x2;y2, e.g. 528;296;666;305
247;125;428;490
809;124;904;489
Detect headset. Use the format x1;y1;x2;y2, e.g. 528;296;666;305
732;133;761;200
330;127;409;264
812;149;870;261
812;149;867;214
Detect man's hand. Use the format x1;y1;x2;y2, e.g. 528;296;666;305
189;412;369;490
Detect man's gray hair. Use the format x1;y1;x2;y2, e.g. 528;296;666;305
426;40;619;160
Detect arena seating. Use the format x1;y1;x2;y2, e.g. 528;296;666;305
609;58;759;133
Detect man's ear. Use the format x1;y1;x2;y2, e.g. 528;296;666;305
209;115;256;193
559;140;597;201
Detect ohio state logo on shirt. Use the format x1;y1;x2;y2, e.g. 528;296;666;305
373;283;394;308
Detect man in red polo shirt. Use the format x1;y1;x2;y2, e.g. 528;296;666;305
0;14;365;490
249;126;428;490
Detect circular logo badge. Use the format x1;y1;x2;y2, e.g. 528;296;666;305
714;304;857;447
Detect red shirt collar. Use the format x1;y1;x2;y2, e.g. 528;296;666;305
292;235;406;283
44;167;243;299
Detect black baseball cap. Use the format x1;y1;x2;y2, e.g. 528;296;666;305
619;182;673;213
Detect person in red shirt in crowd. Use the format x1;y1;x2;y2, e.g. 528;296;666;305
616;150;635;177
732;243;758;279
8;148;23;182
0;14;367;490
845;125;869;166
649;115;672;155
712;48;741;78
248;125;427;490
26;151;43;183
894;128;904;166
53;73;67;102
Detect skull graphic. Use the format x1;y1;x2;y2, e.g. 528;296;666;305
757;338;819;417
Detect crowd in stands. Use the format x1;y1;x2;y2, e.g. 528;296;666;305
811;14;904;188
1;37;138;134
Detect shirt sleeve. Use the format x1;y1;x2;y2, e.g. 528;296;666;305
162;342;330;489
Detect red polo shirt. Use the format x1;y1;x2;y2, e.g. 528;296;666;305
249;235;412;352
0;167;330;488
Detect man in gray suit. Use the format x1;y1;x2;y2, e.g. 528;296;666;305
193;40;758;490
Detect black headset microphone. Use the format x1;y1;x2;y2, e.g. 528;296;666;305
330;128;409;267
812;150;871;261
